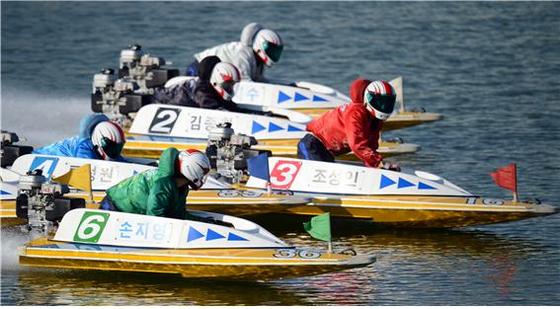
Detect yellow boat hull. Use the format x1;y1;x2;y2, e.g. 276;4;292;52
123;137;417;160
293;109;443;131
19;238;374;280
2;190;555;229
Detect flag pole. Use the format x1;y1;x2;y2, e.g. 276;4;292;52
266;181;272;196
513;164;519;203
327;241;332;253
87;166;94;204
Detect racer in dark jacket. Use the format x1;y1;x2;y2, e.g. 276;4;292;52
101;148;210;219
297;79;398;169
33;113;127;161
153;56;241;111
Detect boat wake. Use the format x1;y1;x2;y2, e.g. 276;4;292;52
1;87;90;147
1;227;32;270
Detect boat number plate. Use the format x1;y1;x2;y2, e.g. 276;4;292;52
273;249;321;259
149;107;181;134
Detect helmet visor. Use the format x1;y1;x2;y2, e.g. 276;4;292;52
220;80;236;97
365;92;396;114
101;137;124;159
263;41;283;63
187;173;209;190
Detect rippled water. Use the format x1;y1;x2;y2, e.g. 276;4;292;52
1;2;559;306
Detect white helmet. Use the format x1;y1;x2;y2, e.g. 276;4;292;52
210;62;241;101
91;121;126;160
177;149;211;190
363;80;397;121
252;29;283;67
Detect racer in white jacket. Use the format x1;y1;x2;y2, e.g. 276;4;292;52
186;23;283;83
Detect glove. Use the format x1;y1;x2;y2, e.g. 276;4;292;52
382;162;401;172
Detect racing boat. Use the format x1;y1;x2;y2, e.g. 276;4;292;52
168;76;443;131
18;208;374;280
121;104;420;160
237;157;558;228
0;154;311;227
2;154;557;229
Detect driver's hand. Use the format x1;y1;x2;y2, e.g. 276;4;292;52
381;161;401;172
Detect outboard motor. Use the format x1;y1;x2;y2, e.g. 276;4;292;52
91;68;153;127
118;44;179;92
206;123;270;184
1;131;33;168
16;170;85;235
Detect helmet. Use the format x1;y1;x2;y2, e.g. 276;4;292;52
210;62;241;101
252;29;283;67
363;80;397;121
176;149;211;190
91;121;126;160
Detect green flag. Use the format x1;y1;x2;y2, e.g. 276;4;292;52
303;212;331;242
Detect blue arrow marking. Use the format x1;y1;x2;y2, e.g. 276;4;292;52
380;174;396;189
294;92;309;102
252;121;266;134
312;95;328;102
287;125;304;132
418;182;436;190
187;226;204;242
397;178;415;189
0;190;11;195
268;122;284;132
206;229;225;241
278;91;291;104
228;233;248;241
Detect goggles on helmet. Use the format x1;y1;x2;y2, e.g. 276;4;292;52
219;80;236;97
365;92;396;115
263;41;283;63
101;137;124;159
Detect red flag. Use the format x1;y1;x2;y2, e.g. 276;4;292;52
490;163;517;193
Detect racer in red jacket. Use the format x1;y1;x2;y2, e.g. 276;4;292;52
297;78;398;169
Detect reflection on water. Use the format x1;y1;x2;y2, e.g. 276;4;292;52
3;224;557;306
4;270;309;306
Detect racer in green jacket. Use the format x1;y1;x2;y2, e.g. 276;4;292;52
100;147;211;219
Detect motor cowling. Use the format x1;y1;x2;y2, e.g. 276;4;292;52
118;44;179;91
206;123;269;184
91;68;153;127
16;170;85;235
1;131;33;167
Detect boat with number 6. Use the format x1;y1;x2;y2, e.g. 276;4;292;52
19;209;374;280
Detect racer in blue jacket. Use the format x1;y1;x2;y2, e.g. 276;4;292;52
33;113;127;161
